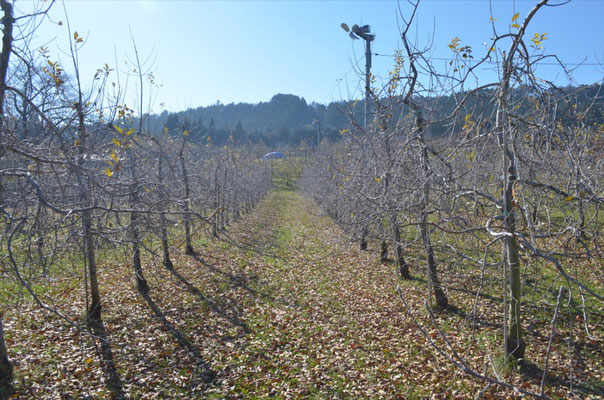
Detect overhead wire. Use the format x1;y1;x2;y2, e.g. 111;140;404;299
373;52;603;66
321;53;365;104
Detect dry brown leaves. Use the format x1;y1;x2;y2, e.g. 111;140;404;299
2;189;602;399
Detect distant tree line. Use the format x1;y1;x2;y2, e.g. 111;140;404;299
145;84;603;148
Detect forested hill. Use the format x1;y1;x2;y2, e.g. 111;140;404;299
143;84;604;148
145;94;353;147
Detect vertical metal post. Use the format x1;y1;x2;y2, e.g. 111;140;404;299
341;23;375;251
364;38;372;131
341;23;374;131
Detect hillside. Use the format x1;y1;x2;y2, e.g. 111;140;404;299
142;83;604;147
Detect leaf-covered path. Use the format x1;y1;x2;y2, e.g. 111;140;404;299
207;188;423;398
197;187;471;398
6;186;601;399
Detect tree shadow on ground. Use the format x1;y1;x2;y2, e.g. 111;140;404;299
166;266;251;335
0;383;13;400
446;285;502;303
213;206;283;259
88;319;127;400
520;359;604;398
403;275;503;330
191;254;277;305
406;278;603;397
215;231;281;259
139;291;216;387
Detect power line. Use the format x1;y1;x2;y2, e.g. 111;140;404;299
373;53;603;66
321;54;364;103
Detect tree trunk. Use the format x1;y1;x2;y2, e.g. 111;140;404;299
419;138;448;309
233;188;240;221
222;166;228;228
393;221;411;280
0;0;13;273
212;165;219;237
494;0;549;360
360;224;368;251
420;212;448;309
575;172;586;240
77;113;101;323
380;238;388;262
157;149;173;270
0;312;13;393
128;149;149;293
498;99;525;359
0;0;12;121
34;199;48;275
179;143;195;255
82;207;102;322
502;156;524;358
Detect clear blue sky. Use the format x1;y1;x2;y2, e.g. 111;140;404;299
15;0;604;113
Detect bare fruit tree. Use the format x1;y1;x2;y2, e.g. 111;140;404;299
302;0;603;395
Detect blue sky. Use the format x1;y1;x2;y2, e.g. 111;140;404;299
15;0;604;113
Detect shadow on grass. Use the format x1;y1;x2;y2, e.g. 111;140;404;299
403;275;502;329
520;359;604;398
447;285;502;303
211;203;283;259
0;382;13;400
89;319;127;400
215;229;282;260
272;179;298;192
191;254;276;304
167;266;251;335
407;278;603;396
139;291;216;387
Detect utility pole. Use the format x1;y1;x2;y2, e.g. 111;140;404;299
313;119;321;148
341;23;375;130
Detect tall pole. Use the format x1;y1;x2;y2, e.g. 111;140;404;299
340;23;374;131
364;38;372;131
360;34;373;251
341;23;375;250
